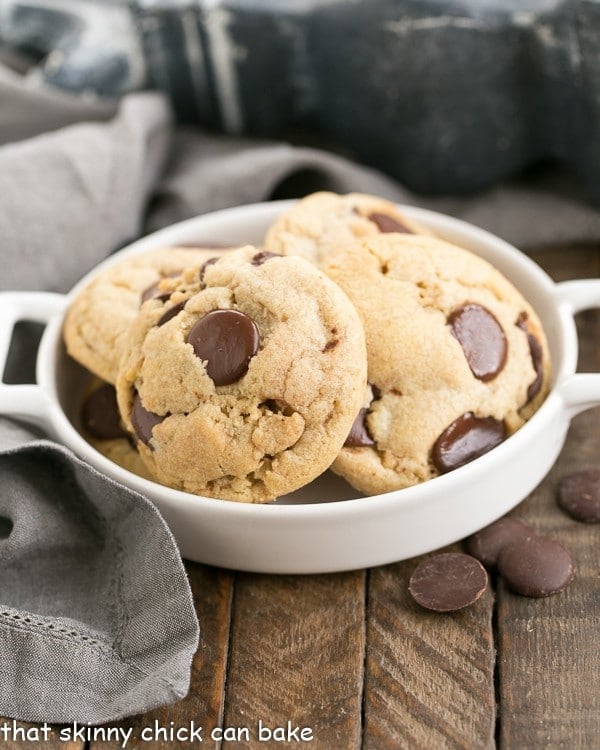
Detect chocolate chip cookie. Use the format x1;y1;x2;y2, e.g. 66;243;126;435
116;246;368;503
321;234;550;495
64;246;227;384
263;191;431;265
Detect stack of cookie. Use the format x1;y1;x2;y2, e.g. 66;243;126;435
64;192;550;503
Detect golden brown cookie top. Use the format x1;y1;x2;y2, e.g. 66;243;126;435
321;234;551;495
116;246;368;503
263;191;432;265
63;246;229;384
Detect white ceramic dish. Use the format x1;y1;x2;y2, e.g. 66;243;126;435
1;202;599;573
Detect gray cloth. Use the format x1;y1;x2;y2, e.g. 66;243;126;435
1;62;600;724
0;443;199;724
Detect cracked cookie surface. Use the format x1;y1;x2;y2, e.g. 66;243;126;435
64;246;227;384
263;191;432;265
321;234;551;495
116;246;367;503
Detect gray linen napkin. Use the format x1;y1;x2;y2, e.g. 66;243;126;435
0;442;199;724
1;62;600;724
0;67;201;724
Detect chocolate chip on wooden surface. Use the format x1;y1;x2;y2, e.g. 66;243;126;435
409;553;488;612
448;303;507;381
466;518;535;568
498;535;575;597
187;309;260;386
131;393;164;446
558;470;600;522
344;408;375;447
432;413;506;474
81;383;127;440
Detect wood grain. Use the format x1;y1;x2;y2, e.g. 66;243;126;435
363;548;496;750
90;563;234;750
0;720;82;750
221;571;366;750
497;245;600;749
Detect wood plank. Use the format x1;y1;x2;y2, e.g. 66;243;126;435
90;562;234;750
497;245;600;748
0;720;82;750
222;571;365;750
363;548;496;750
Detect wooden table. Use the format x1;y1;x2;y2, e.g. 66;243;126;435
4;245;600;749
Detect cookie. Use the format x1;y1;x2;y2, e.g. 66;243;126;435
263;191;432;265
116;246;368;503
64;246;228;384
321;234;551;495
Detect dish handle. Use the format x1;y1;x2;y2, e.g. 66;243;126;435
554;279;600;417
0;292;68;429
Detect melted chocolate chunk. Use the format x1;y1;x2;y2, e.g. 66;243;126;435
251;251;281;266
498;535;575;597
466;518;535;569
157;300;187;327
344;408;375;447
515;312;544;403
131;393;164;446
432;412;506;473
370;383;382;401
409;553;488;612
558;469;600;523
525;334;543;401
141;282;169;304
81;384;127;439
367;212;413;234
199;256;220;283
448;303;507;381
187;309;260;385
140;270;183;304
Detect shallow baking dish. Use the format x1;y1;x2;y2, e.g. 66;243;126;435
1;202;599;573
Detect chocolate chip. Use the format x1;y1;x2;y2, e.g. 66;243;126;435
186;309;260;385
448;303;507;381
251;251;281;265
199;256;219;282
367;212;413;234
157;300;187;327
558;469;600;522
432;412;506;473
466;518;535;568
131;393;164;446
525;334;544;401
344;408;375;447
322;339;339;352
515;311;529;330
140;270;183;304
141;282;169;304
409;553;488;612
498;535;575;597
370;383;382;400
515;312;544;403
81;384;127;439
